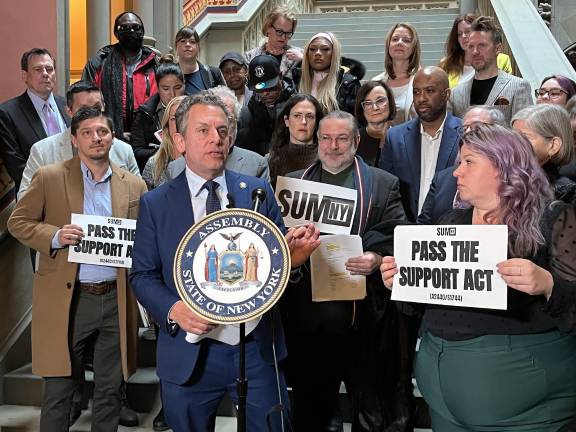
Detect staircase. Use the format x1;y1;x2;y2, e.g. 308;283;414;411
1;6;455;431
292;7;460;80
3;328;160;412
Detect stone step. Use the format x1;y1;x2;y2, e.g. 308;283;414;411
292;34;449;47
3;362;431;427
298;9;459;20
294;28;453;40
0;404;434;431
293;8;457;74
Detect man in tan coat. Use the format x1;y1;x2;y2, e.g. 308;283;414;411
8;106;147;432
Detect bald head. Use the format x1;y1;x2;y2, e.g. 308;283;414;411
415;66;449;90
413;66;450;123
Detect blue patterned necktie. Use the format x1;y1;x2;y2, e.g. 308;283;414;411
203;180;221;215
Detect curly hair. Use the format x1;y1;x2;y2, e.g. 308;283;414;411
268;94;324;181
262;5;298;36
459;125;553;257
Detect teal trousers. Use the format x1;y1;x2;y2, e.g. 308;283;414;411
415;330;576;431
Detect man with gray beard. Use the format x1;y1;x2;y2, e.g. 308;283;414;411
284;111;408;431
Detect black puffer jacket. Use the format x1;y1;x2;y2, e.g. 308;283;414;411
236;83;296;156
293;56;365;114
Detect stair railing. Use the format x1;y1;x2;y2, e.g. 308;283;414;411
478;0;576;91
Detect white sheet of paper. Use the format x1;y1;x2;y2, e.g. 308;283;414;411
310;234;366;302
391;225;508;310
185;317;261;345
67;213;136;268
275;176;357;235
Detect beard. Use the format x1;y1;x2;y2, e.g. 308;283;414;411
416;104;446;123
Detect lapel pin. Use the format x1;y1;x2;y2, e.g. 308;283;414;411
239;182;247;189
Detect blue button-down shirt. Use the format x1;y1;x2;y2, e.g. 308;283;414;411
50;163;117;282
79;161;117;282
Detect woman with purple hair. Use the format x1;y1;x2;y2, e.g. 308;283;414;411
535;74;576;108
381;125;576;430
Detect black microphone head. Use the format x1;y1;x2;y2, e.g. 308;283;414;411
252;188;266;202
226;193;235;208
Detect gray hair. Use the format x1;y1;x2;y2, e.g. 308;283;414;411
207;86;240;142
566;95;576;119
318;110;360;139
208;86;242;118
175;93;230;136
466;105;506;127
512;104;574;166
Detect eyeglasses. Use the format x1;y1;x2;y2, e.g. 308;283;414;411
270;24;294;39
117;24;144;34
290;113;316;122
457;30;471;38
535;88;568;99
457;122;490;135
361;97;388;111
318;134;351;145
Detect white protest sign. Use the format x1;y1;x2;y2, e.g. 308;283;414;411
275;176;357;235
68;214;136;268
391;225;508;310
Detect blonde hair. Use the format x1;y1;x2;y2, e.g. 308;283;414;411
153;96;187;185
384;23;421;80
299;32;342;114
262;6;298;36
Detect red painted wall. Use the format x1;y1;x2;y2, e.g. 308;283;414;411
0;0;60;103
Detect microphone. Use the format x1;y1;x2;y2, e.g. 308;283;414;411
252;188;266;212
226;193;236;209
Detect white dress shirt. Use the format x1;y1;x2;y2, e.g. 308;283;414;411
183;166;260;345
418;114;447;213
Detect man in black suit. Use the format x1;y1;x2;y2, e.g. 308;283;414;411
284;111;408;431
0;48;70;193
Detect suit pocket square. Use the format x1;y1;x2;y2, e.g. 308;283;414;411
494;97;510;106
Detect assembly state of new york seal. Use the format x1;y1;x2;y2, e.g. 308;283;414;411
173;208;290;324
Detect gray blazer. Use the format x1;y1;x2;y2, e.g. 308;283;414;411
450;70;533;125
166;146;270;182
19;129;140;199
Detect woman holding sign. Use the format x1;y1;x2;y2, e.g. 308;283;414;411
381;125;576;431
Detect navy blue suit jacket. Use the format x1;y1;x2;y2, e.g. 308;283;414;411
416;165;457;225
379;113;461;221
129;169;286;385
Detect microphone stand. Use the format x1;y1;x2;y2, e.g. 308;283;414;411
236;188;266;432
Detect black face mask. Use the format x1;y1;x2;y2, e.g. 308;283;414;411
117;32;143;52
